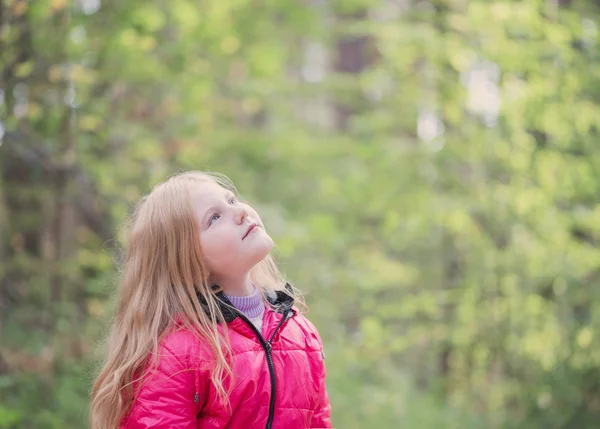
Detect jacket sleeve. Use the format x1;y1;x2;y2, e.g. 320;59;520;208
310;331;333;428
310;371;332;428
122;336;199;429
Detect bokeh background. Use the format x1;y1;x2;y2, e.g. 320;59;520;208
2;0;600;428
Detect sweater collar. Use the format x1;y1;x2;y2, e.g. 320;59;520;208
225;286;264;319
196;282;295;324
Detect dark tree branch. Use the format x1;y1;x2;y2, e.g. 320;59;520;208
2;130;116;247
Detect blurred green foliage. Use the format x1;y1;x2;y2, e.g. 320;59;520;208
2;0;600;428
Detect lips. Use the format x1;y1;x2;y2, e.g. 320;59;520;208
243;223;257;240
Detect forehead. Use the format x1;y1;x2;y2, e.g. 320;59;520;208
191;181;232;211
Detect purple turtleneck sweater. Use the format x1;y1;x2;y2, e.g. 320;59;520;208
226;286;265;333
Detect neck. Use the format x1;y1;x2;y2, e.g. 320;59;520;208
216;273;254;297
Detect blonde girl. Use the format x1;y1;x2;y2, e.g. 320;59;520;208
90;171;331;429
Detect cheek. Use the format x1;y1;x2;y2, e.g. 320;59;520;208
200;231;239;264
200;234;223;263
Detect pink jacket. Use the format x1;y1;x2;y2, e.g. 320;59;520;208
120;286;332;429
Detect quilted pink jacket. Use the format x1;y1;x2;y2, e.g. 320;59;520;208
120;286;332;429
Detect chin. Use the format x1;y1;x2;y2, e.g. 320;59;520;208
258;239;275;258
248;238;274;266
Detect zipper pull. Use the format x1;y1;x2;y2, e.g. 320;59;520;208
194;392;200;403
266;342;272;352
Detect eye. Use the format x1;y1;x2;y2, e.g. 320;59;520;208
209;214;220;225
229;197;237;204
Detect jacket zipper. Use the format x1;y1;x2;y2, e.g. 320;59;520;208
235;309;292;429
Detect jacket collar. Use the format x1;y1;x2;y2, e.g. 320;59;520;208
196;282;295;324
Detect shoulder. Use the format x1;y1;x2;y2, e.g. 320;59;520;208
283;311;325;350
157;325;209;367
293;311;320;332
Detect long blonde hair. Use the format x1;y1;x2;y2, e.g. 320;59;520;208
89;171;294;429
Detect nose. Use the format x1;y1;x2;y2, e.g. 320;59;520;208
234;205;248;224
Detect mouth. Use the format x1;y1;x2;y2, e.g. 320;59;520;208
242;223;258;240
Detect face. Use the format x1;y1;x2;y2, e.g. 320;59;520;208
193;181;274;282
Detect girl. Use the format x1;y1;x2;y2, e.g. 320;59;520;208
90;171;331;429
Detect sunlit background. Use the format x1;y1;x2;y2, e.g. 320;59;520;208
2;0;600;428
